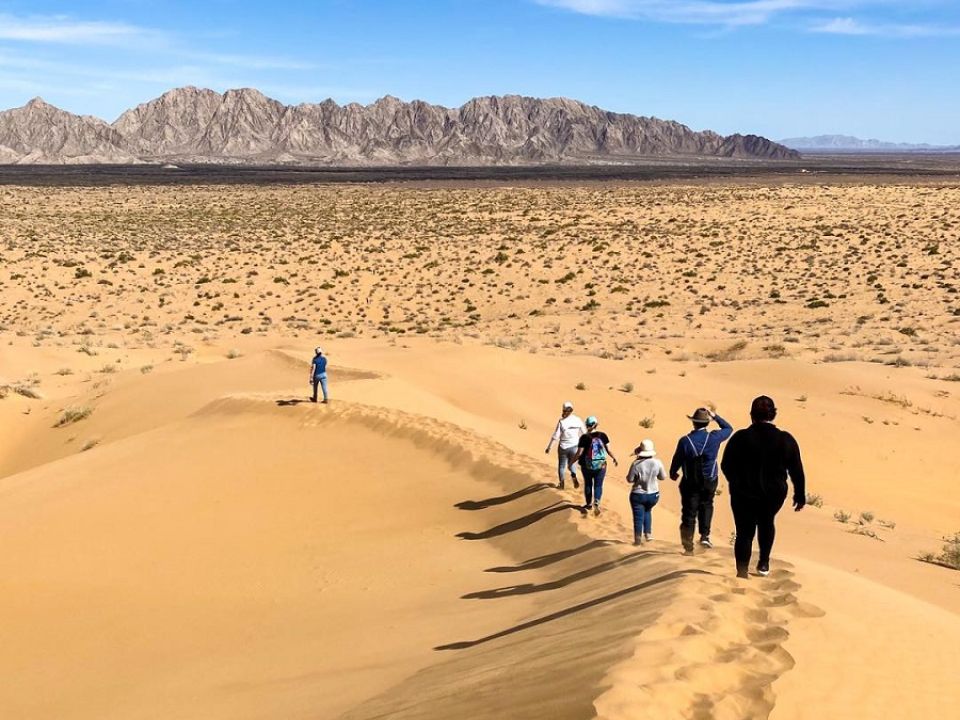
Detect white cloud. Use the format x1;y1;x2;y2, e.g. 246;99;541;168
812;16;960;36
534;0;864;26
0;14;162;46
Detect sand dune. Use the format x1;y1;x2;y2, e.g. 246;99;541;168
2;180;959;718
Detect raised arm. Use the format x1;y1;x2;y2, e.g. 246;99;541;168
712;412;733;442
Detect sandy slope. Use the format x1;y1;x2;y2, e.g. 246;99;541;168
1;178;958;718
2;339;959;719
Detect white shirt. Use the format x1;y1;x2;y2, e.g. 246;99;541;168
627;457;667;494
550;414;587;450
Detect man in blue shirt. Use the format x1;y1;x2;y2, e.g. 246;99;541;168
309;347;328;404
670;407;733;554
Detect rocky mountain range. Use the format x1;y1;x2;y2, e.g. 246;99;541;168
0;87;799;165
780;134;956;152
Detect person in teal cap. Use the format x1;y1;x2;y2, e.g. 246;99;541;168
572;416;618;516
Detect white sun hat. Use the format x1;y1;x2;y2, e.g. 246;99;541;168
637;439;656;458
562;401;574;410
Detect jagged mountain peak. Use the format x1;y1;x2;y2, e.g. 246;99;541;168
0;87;800;165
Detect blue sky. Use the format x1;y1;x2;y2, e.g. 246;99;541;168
0;1;958;143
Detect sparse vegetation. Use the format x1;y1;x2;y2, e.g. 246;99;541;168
918;533;960;570
55;406;92;427
805;493;823;508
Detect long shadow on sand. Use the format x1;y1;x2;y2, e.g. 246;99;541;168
465;550;657;599
456;502;580;541
436;568;710;651
485;539;625;573
276;399;308;407
455;482;552;511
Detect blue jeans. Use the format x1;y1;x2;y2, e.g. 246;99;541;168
557;446;579;484
312;374;328;402
582;466;607;507
629;492;660;536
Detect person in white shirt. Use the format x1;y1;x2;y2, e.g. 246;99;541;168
545;401;587;489
626;439;669;545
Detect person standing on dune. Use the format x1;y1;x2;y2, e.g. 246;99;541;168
309;347;328;404
670;407;733;554
572;416;618;517
721;396;806;579
545;401;586;490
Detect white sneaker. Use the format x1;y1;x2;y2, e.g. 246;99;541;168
644;534;653;542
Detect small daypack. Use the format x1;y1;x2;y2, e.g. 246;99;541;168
587;434;607;471
686;434;712;488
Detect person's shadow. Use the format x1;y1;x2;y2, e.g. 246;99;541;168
276;399;307;407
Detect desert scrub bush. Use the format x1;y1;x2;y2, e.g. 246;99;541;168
620;382;634;393
805;493;823;508
638;416;655;429
226;349;242;359
55;367;73;376
834;509;851;523
859;510;875;524
99;363;118;374
140;365;154;374
81;438;100;452
575;382;587;391
707;340;747;362
918;533;960;570
55;406;92;427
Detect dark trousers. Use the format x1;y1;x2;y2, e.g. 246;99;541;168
679;481;717;551
582;466;607;507
731;491;787;570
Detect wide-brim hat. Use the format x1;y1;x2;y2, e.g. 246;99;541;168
635;439;656;458
687;407;711;423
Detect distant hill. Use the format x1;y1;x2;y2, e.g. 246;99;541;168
780;134;956;152
0;87;798;165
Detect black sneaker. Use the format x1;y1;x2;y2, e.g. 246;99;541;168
634;535;643;546
757;562;770;577
593;503;602;517
683;548;695;556
736;567;750;579
571;475;580;489
557;480;565;490
699;537;713;549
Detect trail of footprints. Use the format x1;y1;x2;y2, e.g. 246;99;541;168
599;557;824;720
260;395;823;719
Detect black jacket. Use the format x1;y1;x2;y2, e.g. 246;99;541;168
720;422;805;505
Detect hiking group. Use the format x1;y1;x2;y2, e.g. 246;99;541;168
545;396;806;578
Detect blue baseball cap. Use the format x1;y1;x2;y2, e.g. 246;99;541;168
585;416;598;428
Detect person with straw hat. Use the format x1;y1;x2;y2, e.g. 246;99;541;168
626;439;667;545
669;406;733;554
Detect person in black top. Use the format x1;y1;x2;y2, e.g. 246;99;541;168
571;415;618;517
720;396;805;578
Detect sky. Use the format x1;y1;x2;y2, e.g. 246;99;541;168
0;0;958;144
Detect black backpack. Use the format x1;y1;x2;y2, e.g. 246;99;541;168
686;434;712;489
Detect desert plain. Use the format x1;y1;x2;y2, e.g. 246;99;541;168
1;174;959;719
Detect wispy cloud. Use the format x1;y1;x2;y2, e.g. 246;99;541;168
0;14;162;47
0;13;316;69
534;0;865;26
812;16;960;36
